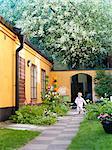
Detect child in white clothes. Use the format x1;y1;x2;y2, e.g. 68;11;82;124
75;92;87;114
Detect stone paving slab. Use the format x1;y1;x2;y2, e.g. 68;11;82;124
47;144;68;150
7;124;48;131
51;140;71;145
43;130;62;134
18;110;84;150
55;136;73;141
21;144;49;150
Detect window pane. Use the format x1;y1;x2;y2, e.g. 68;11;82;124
41;69;46;93
31;64;37;99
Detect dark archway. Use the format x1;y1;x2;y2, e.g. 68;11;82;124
71;73;92;103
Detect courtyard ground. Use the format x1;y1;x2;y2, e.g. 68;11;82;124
5;110;83;150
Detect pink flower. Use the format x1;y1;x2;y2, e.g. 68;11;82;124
101;114;108;117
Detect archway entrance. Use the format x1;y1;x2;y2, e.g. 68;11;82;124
71;73;92;103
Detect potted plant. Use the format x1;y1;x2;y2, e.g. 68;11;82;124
98;113;112;134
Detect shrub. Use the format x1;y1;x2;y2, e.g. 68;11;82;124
85;98;112;120
54;104;69;116
10;105;57;125
29;116;57;125
85;103;101;120
94;71;112;97
43;89;70;115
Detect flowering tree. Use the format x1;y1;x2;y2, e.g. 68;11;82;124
0;0;26;25
0;0;112;68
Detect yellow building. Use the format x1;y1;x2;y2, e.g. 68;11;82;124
0;16;112;121
0;16;53;121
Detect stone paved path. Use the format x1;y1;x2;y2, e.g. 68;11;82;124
17;110;84;150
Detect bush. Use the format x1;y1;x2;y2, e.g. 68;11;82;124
94;71;112;97
85;103;101;120
30;116;57;125
43;90;70;115
54;104;69;116
85;98;112;120
10;105;57;125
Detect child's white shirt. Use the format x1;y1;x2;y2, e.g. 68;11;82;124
75;97;86;108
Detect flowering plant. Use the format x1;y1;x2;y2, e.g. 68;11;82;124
98;113;112;122
85;99;92;104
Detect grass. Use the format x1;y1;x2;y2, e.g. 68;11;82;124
0;128;40;150
68;119;112;150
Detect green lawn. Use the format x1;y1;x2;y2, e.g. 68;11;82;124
0;128;40;150
68;120;112;150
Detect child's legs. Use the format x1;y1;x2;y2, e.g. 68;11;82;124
77;106;83;114
77;106;80;113
80;106;84;114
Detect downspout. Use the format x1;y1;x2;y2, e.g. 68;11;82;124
14;28;24;111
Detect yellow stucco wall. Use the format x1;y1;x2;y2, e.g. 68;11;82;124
0;23;16;107
50;70;112;101
0;22;52;108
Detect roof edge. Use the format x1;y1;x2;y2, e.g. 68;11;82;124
24;39;53;64
0;16;53;64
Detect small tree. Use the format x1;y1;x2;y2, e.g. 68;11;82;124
94;71;112;98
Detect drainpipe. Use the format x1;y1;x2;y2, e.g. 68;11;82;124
14;27;24;111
